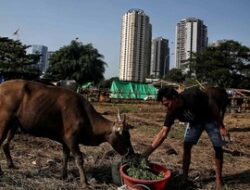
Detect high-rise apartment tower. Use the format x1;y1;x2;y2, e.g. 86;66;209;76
150;37;169;79
175;18;208;69
119;9;152;82
31;45;48;74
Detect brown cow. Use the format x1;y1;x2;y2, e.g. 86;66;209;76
205;86;232;145
205;86;229;122
0;79;134;188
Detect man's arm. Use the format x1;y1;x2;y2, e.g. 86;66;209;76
142;126;171;158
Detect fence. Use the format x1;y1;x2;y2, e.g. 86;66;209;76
228;97;250;113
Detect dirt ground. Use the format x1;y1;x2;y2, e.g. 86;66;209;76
0;102;249;190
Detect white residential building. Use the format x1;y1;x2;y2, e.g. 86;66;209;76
175;18;208;70
119;9;152;82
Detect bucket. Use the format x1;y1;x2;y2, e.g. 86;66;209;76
119;163;171;190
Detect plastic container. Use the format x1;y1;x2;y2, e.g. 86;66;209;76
112;160;123;186
119;163;171;190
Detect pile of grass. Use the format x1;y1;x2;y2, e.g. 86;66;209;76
125;155;164;180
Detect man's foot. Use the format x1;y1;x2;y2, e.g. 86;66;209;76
0;169;3;176
60;172;67;180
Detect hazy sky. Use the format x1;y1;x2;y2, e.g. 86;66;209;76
1;0;250;79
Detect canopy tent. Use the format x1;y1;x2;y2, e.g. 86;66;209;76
152;79;179;88
80;82;93;89
110;80;157;99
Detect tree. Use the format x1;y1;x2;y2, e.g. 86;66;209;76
98;77;119;89
192;40;250;88
0;37;40;80
46;40;107;84
164;68;186;83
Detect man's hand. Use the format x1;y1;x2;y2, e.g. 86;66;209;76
142;126;170;158
141;145;154;158
220;126;231;146
220;126;227;138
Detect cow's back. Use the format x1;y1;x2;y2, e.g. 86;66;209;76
205;86;229;109
205;86;230;122
0;79;110;144
0;80;86;140
0;80;27;112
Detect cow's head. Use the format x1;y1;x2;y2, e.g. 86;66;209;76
109;111;134;156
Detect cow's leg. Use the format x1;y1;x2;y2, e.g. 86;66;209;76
61;143;70;179
0;116;12;175
72;146;87;186
2;126;17;168
65;140;88;188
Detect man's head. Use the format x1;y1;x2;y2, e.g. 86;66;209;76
157;87;179;110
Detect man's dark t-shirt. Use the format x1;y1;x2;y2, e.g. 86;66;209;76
164;88;215;127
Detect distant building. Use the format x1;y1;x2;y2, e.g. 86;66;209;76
0;75;4;83
150;37;169;79
209;39;227;47
46;51;54;71
119;9;152;82
30;45;48;74
175;18;208;70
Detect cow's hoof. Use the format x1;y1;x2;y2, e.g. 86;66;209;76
81;184;89;190
215;182;224;190
8;163;18;169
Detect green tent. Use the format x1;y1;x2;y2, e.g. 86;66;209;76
80;82;93;89
110;80;157;99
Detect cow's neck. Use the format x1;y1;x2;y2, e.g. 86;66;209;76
84;103;116;143
89;112;113;136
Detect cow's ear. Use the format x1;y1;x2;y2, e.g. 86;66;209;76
126;123;134;130
123;115;134;130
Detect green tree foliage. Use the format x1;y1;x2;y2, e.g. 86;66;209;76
164;68;186;83
98;77;119;89
0;37;40;80
46;40;107;84
192;40;250;88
